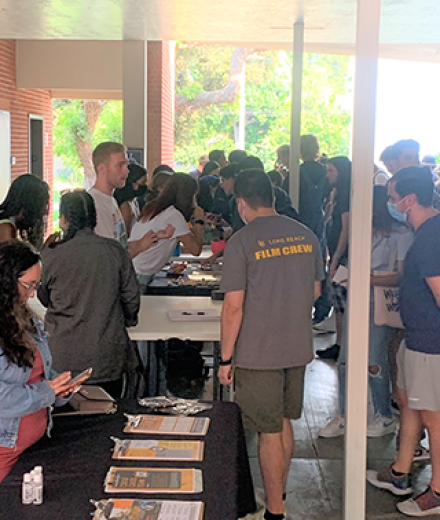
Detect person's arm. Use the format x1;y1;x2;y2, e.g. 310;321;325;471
179;206;205;256
128;231;158;259
119;249;141;328
201;248;224;268
330;211;349;277
120;201;134;238
219;290;245;386
0;222;15;243
426;276;440;309
314;281;322;301
371;259;404;287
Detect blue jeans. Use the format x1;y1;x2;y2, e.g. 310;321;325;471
339;291;393;419
137;273;155;294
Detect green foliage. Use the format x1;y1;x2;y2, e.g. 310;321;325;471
53;100;123;185
175;44;352;171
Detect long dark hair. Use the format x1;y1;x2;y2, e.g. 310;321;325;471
113;163;148;206
0;241;40;368
0;174;49;247
372;185;401;234
141;173;198;222
328;156;351;202
51;191;97;248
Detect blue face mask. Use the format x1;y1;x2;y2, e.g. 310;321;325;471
387;202;407;223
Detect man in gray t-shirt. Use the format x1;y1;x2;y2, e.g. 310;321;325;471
219;169;323;520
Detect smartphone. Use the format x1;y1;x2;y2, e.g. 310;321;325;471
65;367;93;390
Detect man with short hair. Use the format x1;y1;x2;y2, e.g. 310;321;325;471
208;149;228;168
89;142;160;259
380;145;399;175
219;169;324;520
392;139;420;171
228;149;247;164
367;166;440;517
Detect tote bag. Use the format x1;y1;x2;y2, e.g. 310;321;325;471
373;241;404;329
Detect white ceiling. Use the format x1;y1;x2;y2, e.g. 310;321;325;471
1;1;440;59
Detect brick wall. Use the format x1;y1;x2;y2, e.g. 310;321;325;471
0;39;54;230
146;41;174;173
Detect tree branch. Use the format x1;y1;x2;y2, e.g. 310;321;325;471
176;47;251;113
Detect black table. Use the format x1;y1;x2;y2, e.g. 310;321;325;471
145;265;221;297
0;400;256;520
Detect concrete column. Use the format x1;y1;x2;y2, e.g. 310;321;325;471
122;41;148;166
288;21;304;210
344;0;381;518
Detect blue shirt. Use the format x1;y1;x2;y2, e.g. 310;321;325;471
400;214;440;354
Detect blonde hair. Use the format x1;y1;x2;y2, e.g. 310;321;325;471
92;142;126;172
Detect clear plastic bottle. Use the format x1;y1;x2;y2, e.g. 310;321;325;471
33;473;43;505
22;473;33;505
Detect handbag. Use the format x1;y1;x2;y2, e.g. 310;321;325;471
54;386;117;416
373;240;404;329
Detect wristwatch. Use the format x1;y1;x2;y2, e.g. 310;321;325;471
218;356;233;366
194;219;205;226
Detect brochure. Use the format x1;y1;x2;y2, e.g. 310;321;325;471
111;438;205;461
91;498;204;520
104;467;203;494
124;415;210;436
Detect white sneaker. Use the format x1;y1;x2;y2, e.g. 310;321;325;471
240;508;286;520
367;414;396;438
319;415;345;438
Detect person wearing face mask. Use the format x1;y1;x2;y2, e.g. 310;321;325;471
319;186;413;439
366;166;440;517
219;169;324;520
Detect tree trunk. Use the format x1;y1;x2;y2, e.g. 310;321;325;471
75;100;107;188
176;47;250;113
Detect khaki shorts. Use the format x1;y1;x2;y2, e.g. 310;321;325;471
234;366;306;433
397;340;440;411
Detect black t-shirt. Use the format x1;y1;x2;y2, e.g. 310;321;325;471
326;188;350;261
212;186;232;223
400;213;440;354
299;161;327;239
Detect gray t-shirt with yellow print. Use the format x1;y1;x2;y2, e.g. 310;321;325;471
221;215;324;370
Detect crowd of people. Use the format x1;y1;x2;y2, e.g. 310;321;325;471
0;135;440;518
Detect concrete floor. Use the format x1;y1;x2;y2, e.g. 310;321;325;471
244;331;435;520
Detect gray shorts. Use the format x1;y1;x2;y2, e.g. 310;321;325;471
396;340;440;411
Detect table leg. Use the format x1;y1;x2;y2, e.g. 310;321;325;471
213;341;220;401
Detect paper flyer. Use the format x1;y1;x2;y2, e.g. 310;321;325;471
124;415;210;436
91;498;204;520
104;467;203;494
111;438;205;461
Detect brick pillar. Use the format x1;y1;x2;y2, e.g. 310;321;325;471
146;41;174;173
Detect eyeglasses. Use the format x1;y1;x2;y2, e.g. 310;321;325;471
18;280;42;295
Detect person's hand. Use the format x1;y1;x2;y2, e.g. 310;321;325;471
139;230;158;252
47;371;72;397
218;365;233;386
201;254;216;269
156;224;175;240
43;232;62;248
194;205;205;222
329;261;338;279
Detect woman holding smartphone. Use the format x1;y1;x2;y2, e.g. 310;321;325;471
0;241;72;482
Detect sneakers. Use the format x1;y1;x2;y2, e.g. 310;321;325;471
413;446;430;462
366;414;397;438
366;466;413;496
319;415;345;438
397;486;440;517
316;344;340;361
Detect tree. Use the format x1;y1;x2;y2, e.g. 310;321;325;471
53;99;123;188
174;44;352;171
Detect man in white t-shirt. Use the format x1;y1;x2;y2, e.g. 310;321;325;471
89;142;158;259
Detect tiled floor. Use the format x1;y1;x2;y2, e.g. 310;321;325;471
244;331;435;520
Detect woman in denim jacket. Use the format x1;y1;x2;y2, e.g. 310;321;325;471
0;241;73;482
